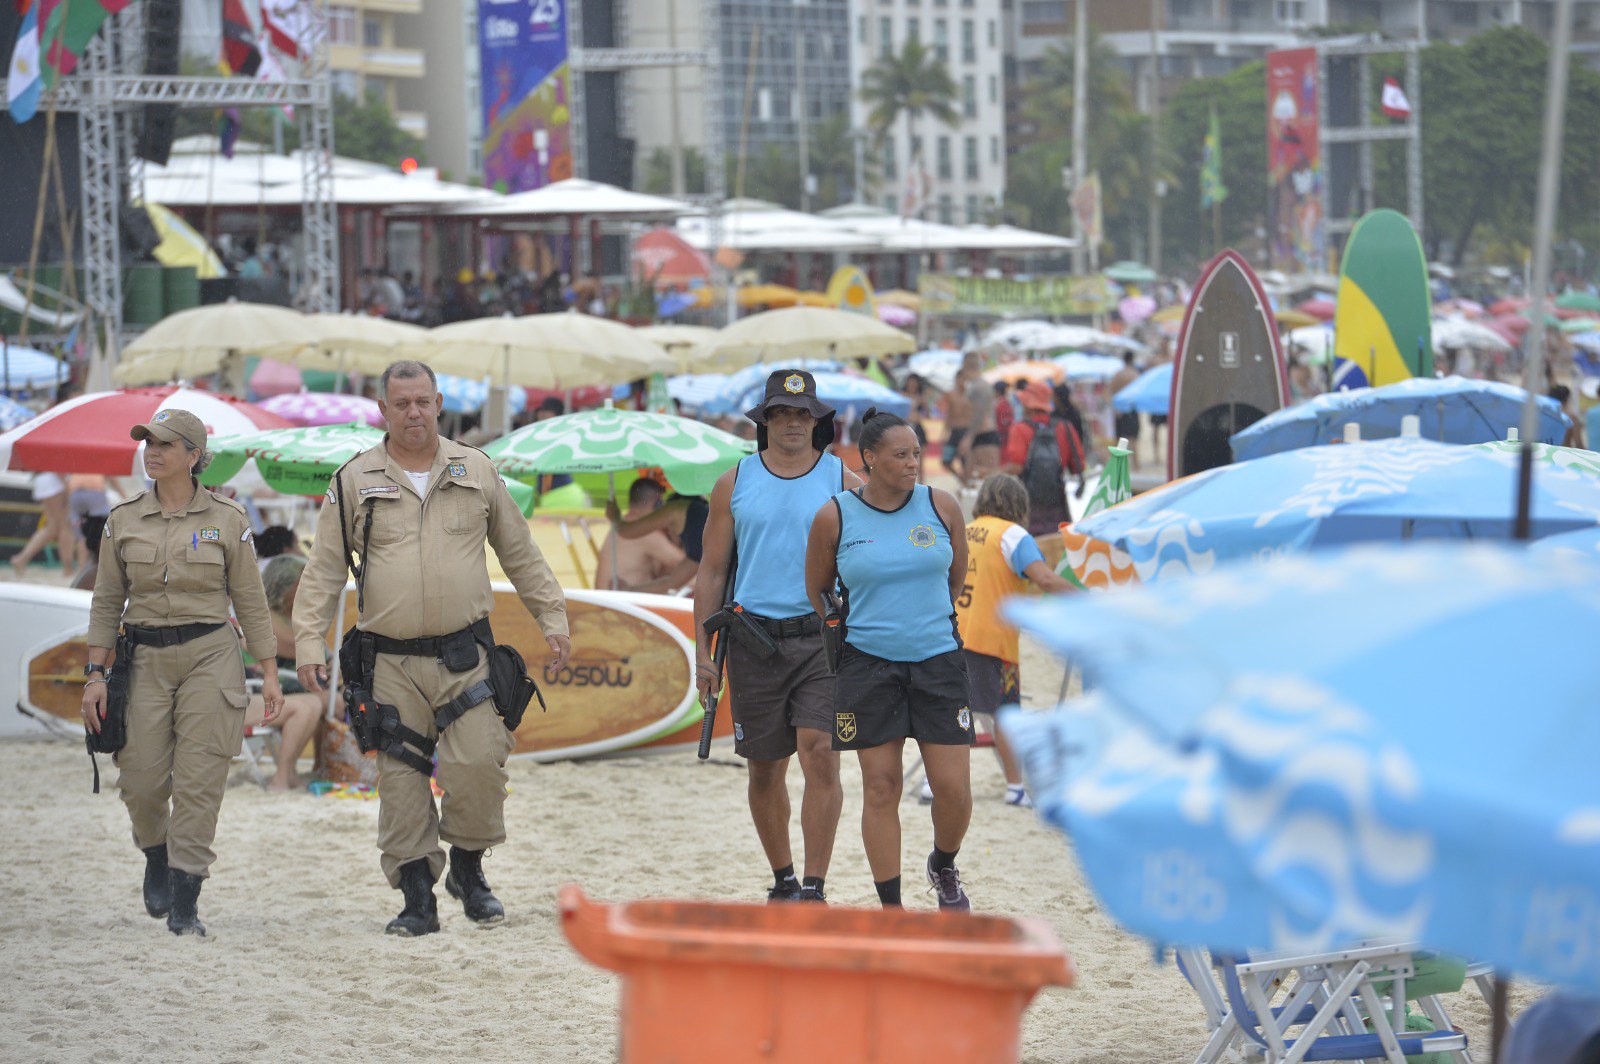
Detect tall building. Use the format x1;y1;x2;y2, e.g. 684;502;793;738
395;0;478;181
849;0;1008;225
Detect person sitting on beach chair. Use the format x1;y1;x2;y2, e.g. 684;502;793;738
242;555;326;792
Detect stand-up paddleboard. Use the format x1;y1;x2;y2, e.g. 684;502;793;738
1334;208;1432;387
607;591;735;753
1168;249;1290;479
8;585;97;738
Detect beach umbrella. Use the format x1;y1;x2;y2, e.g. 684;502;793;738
1571;330;1600;354
202;422;536;515
1282;322;1335;364
142;202;225;279
694;360;845;417
1272;307;1320;330
294;313;431;378
1118;295;1157;324
1531;523;1600;560
877;303;917;328
1103;260;1158;285
0;385;291;475
435;374;530;416
1075;436;1600;582
258;391;385;427
1432;316;1513;353
664;373;735;412
1110;362;1171;415
1053;352;1127;382
1555;290;1600;314
1150;305;1186;324
485;400;753;497
0;342;70;392
1293;296;1337;321
875;289;922;310
635;324;725;373
1488;296;1531;316
1001;543;1600;994
722;370;912;424
419;312;674;388
704;306;915;365
1476;437;1600;476
1558;316;1600;334
903;350;963;393
1230;376;1569;461
246;358;305;399
983;360;1065;386
0;396;37;430
113;301;319;385
1057;441;1137;591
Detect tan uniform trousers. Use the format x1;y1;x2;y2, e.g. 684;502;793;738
115;625;249;877
373;646;513;888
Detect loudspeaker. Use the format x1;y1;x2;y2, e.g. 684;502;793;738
135;0;181;165
120;202;161;259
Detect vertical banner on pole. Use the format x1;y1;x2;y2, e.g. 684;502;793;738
478;0;572;193
1266;47;1323;273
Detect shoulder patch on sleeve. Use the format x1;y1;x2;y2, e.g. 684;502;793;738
108;490;146;514
207;491;249;516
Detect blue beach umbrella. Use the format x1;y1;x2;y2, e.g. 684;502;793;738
0;396;37;430
1231;376;1569;462
1111;363;1172;415
664;373;732;413
730;370;911;423
1075;436;1600;582
1054;351;1126;382
696;360;845;417
1532;524;1600;560
1000;544;1600;994
435;374;529;416
0;343;68;392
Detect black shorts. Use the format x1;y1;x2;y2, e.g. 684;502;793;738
832;644;974;751
971;430;1002;449
1114;411;1141;440
964;650;1020;716
941;427;968;464
725;631;834;761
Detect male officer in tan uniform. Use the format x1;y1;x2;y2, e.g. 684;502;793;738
294;360;570;936
84;409;282;935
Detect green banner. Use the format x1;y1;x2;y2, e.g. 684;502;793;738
918;274;1115;317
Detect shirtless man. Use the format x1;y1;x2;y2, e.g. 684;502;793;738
596;478;689;592
941;357;975;483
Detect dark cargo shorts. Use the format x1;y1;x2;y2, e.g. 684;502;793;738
832;644;975;751
964;650;1021;717
725;632;835;761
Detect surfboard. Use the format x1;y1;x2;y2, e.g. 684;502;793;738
1334;208;1433;387
8;585;97;738
1168;249;1290;479
611;591;735;753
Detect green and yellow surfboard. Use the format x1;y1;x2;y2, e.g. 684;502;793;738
1334;208;1433;386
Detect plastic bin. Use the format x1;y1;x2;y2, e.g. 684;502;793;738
560;884;1075;1063
162;266;200;315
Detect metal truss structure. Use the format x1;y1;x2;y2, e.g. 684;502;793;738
1318;38;1424;250
25;1;337;359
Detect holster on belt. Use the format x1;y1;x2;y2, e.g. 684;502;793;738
486;643;544;731
86;632;134;793
821;591;844;676
706;603;778;660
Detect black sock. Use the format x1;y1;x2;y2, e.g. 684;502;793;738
773;864;797;890
802;876;825;894
875;876;902;907
931;847;959;873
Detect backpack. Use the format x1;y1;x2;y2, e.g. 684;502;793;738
1018;419;1079;532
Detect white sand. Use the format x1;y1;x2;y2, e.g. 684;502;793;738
0;635;1523;1063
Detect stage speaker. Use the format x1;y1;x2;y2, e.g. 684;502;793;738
120;202;161;259
135;0;181;165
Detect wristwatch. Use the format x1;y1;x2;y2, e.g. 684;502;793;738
83;663;107;678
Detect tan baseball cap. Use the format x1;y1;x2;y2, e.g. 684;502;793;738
130;408;207;451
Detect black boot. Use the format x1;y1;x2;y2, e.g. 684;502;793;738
166;870;206;936
385;858;440;937
444;847;505;926
141;845;171;918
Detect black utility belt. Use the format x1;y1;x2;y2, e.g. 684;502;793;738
121;621;226;648
748;613;821;639
367;617;494;671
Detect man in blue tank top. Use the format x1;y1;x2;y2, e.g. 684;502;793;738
695;369;862;903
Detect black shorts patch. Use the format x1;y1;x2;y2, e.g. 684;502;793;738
832;644;974;751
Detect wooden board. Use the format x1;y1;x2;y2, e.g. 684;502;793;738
1168;249;1289;479
1334;208;1432;387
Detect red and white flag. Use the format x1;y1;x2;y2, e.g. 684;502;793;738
1381;76;1412;121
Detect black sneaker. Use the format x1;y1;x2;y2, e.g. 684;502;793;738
797;886;827;903
767;881;802;903
926;852;971;912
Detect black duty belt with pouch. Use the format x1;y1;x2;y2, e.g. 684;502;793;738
86;631;135;793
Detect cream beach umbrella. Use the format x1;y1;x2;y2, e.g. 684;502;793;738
702;306;915;367
294;313;431;377
418;312;674;388
113;300;319;387
636;323;727;373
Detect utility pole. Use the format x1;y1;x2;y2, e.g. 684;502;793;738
1147;0;1163;274
667;0;685;195
796;24;811;212
1070;0;1088;275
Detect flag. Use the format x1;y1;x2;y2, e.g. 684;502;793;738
260;0;300;59
261;0;324;60
1381;76;1412;121
218;107;241;158
6;1;42;123
1070;171;1102;247
222;0;262;76
37;0;132;85
899;151;930;220
1200;104;1228;208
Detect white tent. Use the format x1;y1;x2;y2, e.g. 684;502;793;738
448;178;690;219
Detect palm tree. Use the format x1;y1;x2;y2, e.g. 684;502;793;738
808;110;881;207
858;38;959;198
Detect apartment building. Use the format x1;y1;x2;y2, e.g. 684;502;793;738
849;0;1008;225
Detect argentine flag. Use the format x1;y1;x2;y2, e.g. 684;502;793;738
7;2;42;124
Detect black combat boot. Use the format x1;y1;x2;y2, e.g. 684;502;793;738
166;869;206;936
444;847;505;926
385;858;440;937
141;845;171;918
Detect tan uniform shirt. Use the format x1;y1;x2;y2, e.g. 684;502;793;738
293;435;568;669
88;484;278;662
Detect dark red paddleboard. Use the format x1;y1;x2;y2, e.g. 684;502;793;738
1168;249;1290;480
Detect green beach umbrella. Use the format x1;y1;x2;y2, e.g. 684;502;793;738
203;422;537;515
1057;441;1134;588
1555;290;1600;315
1558;317;1600;334
1104;261;1158;285
483;400;753;497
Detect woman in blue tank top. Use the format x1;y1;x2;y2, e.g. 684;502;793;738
805;409;976;912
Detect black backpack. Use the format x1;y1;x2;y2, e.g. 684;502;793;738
1019;418;1078;515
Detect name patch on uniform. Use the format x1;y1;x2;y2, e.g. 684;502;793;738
199;527;220;542
359;485;400;496
449;463;467;477
908;524;937;548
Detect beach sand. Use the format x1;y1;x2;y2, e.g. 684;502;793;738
0;634;1524;1063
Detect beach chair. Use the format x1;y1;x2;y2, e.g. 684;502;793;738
233;667;301;789
1177;943;1472;1064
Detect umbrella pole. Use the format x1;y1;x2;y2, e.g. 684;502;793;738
1515;0;1574;542
608;472;618;590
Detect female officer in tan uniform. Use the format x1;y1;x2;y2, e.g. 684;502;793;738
81;409;283;936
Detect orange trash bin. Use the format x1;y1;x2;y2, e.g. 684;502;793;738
560;884;1075;1064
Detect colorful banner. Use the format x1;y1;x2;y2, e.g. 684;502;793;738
918;274;1114;318
478;0;572;193
1266;47;1323;273
825;266;877;318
